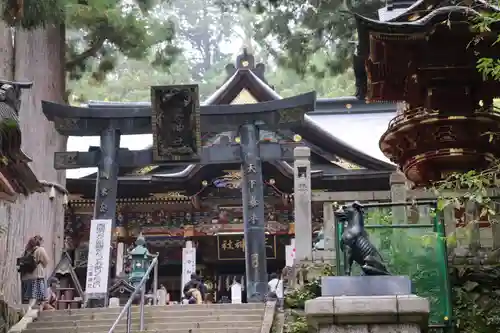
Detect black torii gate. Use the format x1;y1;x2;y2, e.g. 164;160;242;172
42;85;315;303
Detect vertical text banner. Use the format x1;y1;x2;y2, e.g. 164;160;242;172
181;244;196;292
85;219;113;297
285;244;296;267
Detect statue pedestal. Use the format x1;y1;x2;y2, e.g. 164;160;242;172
305;295;429;333
321;276;412;297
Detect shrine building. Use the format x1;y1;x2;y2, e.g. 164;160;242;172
63;52;398;301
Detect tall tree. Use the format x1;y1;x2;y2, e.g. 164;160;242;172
163;0;237;79
0;0;179;304
0;21;67;305
70;56;193;103
236;0;383;76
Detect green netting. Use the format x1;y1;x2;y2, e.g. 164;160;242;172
335;203;451;326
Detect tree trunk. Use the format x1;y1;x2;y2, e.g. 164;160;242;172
0;24;66;305
0;22;13;80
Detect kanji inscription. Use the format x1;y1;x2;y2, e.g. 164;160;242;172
151;85;201;163
217;235;276;260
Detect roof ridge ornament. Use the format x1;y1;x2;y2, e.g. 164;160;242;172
225;48;269;85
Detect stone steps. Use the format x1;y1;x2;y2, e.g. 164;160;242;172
36;308;263;321
33;314;264;326
24;321;262;333
22;327;260;333
38;303;262;317
24;303;265;333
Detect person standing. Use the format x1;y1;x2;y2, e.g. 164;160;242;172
19;237;36;304
23;235;50;309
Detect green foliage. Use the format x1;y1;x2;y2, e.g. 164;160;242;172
62;0;359;99
283;314;307;333
1;0;180;84
284;280;320;310
70;53;356;103
2;0;65;28
283;264;335;333
433;168;498;232
65;0;180;82
471;11;500;81
359;207;448;324
452;266;500;333
228;0;383;77
285;264;334;310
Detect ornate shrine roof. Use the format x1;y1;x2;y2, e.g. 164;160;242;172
350;0;500;185
353;0;499;30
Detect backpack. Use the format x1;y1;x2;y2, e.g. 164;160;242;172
17;250;37;274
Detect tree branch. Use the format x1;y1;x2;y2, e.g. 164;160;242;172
65;35;106;71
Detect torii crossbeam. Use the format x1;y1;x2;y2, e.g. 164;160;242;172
42;86;316;303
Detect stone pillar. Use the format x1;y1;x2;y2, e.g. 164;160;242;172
115;242;125;276
490;189;500;249
305;295;429;333
93;126;121;223
294;147;312;262
443;205;457;252
492;211;500;250
390;171;407;223
323;202;335;260
465;201;481;254
240;124;268;302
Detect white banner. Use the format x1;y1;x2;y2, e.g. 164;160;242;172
285;238;296;267
181;245;196;293
85;219;112;295
231;282;242;304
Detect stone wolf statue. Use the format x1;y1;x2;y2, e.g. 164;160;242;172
336;201;391;276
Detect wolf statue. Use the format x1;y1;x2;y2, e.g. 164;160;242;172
336;201;391;276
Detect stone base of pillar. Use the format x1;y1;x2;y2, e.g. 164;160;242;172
290;261;335;289
108;297;120;308
305;295;429;333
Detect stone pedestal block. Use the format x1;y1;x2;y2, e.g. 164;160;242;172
108;297;120;308
305;295;429;333
157;289;167;305
321;276;412;297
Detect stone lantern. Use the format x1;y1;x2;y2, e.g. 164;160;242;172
128;233;153;287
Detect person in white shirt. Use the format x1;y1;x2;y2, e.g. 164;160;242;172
267;273;284;309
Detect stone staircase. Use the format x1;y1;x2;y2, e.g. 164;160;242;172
22;303;267;333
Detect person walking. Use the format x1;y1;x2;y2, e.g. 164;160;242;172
22;235;50;309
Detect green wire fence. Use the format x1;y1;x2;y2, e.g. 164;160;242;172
334;201;453;332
